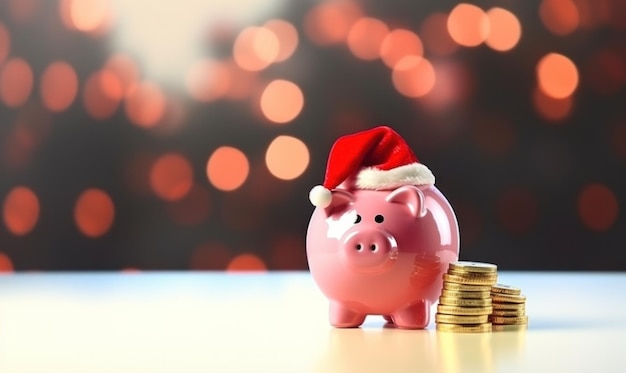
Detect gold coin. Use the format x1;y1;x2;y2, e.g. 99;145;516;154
437;304;493;315
443;273;497;286
491;293;526;304
435;313;489;324
447;269;499;280
492;324;528;332
489;315;528;325
439;296;492;307
491;283;522;295
443;282;492;292
436;323;492;333
491;309;525;317
449;261;497;273
492;302;526;311
441;289;491;299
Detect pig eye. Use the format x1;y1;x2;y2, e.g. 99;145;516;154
354;214;362;224
374;214;384;223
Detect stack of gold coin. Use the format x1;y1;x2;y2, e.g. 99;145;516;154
489;284;528;331
435;261;498;333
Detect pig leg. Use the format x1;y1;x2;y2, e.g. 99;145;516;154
391;300;430;329
383;315;394;323
329;302;366;328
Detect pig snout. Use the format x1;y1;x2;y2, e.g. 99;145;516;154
340;228;398;272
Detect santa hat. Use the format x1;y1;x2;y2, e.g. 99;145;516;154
309;126;435;207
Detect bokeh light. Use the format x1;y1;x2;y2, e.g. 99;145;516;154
304;0;361;45
104;54;139;93
3;186;39;236
186;59;231;102
264;19;299;62
166;184;211;226
447;3;489;47
0;22;10;65
74;188;115;238
265;136;310;180
380;29;423;68
227;253;267;272
533;87;573;122
6;0;39;24
0;58;34;108
150;153;193;201
0;252;14;273
260;80;304;124
537;53;579;99
206;146;249;191
347;17;389;60
539;0;579;36
83;69;124;119
124;82;166;127
421;13;458;56
233;26;279;71
485;8;521;52
496;189;539;235
40;61;78;112
61;0;112;33
223;61;258;100
578;183;619;232
392;56;436;98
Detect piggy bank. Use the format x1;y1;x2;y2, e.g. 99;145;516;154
306;126;459;329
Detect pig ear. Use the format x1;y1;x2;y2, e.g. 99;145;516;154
385;185;427;218
324;190;355;215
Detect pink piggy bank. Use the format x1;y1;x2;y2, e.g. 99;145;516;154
306;126;459;329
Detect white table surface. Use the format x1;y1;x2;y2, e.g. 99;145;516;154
0;272;624;373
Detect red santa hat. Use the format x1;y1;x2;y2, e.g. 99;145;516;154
309;126;435;207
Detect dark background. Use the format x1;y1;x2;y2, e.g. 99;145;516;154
0;0;624;271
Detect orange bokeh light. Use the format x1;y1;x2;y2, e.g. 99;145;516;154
227;253;267;272
74;188;115;238
62;0;111;32
104;54;139;93
0;58;34;108
150;153;193;201
447;3;490;47
537;53;579;99
83;69;124;119
223;61;258;100
533;87;573;122
578;183;619;232
265;136;310;180
380;29;423;68
347;17;389;60
186;59;231;102
3;186;39;236
233;27;279;71
264;19;299;62
124;82;166;128
421;12;458;56
0;22;10;65
392;56;436;98
7;0;38;24
206;146;249;191
303;0;361;45
485;8;522;52
260;80;304;124
40;61;78;112
539;0;579;36
0;252;14;273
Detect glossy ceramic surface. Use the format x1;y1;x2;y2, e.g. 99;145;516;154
306;185;460;329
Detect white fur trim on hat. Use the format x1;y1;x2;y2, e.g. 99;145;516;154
309;185;332;207
356;163;435;190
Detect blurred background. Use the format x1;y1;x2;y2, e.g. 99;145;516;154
0;0;624;271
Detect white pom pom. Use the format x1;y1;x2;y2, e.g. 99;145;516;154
309;185;332;208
